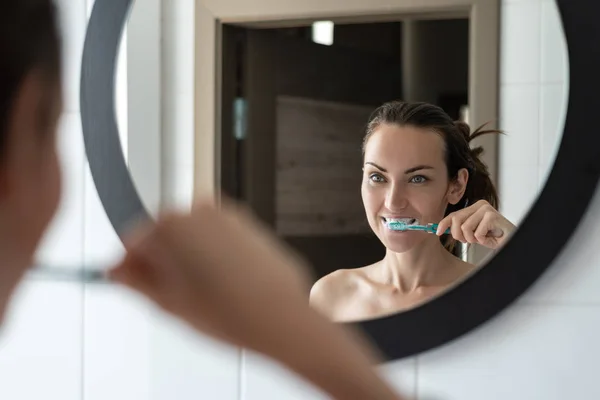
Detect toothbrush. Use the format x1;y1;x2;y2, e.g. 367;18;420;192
28;266;109;283
386;221;451;235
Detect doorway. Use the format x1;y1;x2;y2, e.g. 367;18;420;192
220;18;471;280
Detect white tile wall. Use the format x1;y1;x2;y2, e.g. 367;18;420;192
540;1;568;83
499;85;540;167
242;351;330;400
499;2;541;85
83;286;152;400
499;0;568;224
498;83;541;223
149;313;240;400
498;165;539;223
0;281;82;400
417;305;600;400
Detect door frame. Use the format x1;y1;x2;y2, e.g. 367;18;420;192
193;0;500;204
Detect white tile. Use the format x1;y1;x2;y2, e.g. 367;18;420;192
242;350;330;400
55;0;86;112
150;312;240;400
0;280;82;400
500;2;542;84
83;165;125;269
519;181;600;305
499;85;540;167
83;284;152;400
36;113;85;270
539;83;567;180
84;285;240;400
417;304;600;400
242;350;415;400
379;358;417;399
540;1;569;83
498;165;539;225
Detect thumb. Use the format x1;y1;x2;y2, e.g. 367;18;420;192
109;221;173;298
108;254;156;298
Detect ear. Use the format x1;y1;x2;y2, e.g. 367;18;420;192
447;168;469;205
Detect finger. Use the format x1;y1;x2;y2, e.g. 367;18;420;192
191;195;219;213
448;207;477;242
117;221;184;296
439;200;480;239
473;212;501;247
108;254;158;299
436;210;464;236
436;215;452;236
477;213;504;239
461;207;488;244
450;215;467;243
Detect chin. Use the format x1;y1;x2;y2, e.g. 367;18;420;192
381;237;421;253
375;228;429;253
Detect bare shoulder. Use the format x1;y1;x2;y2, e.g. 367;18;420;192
309;269;364;318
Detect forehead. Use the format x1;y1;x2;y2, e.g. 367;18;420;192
364;123;446;168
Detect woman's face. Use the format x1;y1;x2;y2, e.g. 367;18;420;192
361;123;466;253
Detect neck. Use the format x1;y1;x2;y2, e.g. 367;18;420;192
378;236;462;292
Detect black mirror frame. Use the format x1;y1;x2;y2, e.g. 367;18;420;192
80;0;600;361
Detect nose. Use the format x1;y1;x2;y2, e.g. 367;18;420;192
384;183;408;211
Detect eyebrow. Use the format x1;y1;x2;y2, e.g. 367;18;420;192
364;162;434;174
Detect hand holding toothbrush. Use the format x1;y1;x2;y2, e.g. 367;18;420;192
436;199;516;249
109;197;407;400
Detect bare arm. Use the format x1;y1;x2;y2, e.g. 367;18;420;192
110;199;407;400
278;307;404;400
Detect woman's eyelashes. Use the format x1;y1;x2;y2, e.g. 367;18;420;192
409;175;429;184
368;172;386;183
367;172;430;185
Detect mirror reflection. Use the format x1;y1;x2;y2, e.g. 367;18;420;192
310;102;515;322
220;16;529;322
115;0;193;218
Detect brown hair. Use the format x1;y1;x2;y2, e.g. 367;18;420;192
362;101;502;254
0;0;61;158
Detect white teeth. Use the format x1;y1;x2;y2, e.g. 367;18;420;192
383;217;417;225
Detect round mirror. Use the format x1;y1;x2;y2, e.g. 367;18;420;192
81;0;599;360
217;7;568;324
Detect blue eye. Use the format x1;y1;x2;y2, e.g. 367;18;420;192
369;173;385;183
410;175;428;184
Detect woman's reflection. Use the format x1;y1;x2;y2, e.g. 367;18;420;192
310;101;516;322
